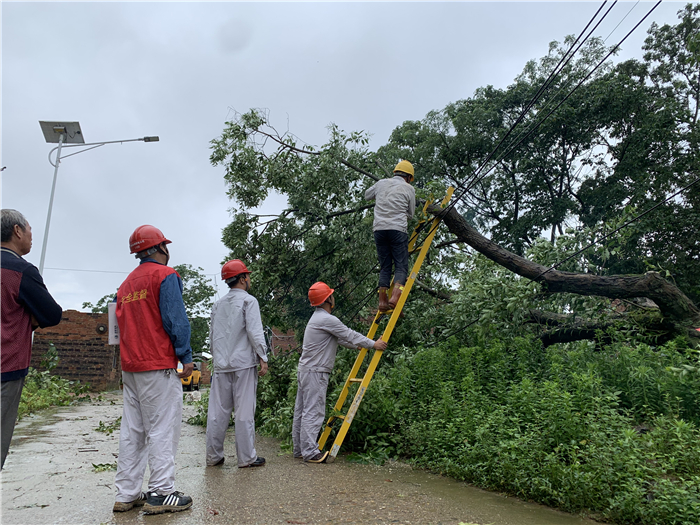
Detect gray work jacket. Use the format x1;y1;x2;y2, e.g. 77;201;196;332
298;309;375;373
210;288;268;372
364;176;416;233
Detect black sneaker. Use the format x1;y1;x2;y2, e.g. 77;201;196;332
239;457;266;468
304;451;329;463
113;492;147;512
207;457;224;467
142;491;193;514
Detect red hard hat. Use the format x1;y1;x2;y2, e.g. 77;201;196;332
222;259;250;281
308;282;334;307
129;225;171;254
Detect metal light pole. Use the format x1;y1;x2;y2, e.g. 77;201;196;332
38;121;159;275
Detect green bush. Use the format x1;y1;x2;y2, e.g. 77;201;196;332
254;334;700;524
396;338;700;524
18;344;90;419
187;389;210;426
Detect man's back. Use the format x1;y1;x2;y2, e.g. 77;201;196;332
210;288;265;372
365;176;416;233
116;261;178;372
300;309;373;373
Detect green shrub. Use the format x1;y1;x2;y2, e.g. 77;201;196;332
18;344;90;419
186;389;210;426
255;333;700;524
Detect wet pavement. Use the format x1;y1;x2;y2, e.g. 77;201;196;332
0;391;601;525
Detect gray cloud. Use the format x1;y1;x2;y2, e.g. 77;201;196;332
2;2;685;311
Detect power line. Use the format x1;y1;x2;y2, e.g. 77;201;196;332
404;1;665;352
413;0;662;265
460;0;662;202
44;267;130;275
464;0;615;189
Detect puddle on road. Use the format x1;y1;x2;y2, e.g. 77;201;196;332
1;394;600;525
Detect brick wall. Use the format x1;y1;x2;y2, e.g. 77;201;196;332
32;310;306;390
32;310;121;391
270;328;297;356
199;360;211;385
33;309;213;391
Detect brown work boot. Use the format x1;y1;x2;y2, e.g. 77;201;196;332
388;284;405;309
378;287;389;312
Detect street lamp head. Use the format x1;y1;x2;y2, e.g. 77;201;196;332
143;136;159;142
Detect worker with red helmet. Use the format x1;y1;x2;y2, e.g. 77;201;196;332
206;259;268;468
364;160;416;312
113;225;193;515
292;282;387;463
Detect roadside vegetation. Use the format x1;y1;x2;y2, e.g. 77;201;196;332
18;344;90;420
251;289;700;525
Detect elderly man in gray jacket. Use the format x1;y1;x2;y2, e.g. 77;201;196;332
293;282;387;463
206;259;268;468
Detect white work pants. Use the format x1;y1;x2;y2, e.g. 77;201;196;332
115;369;182;502
292;370;329;460
205;367;258;467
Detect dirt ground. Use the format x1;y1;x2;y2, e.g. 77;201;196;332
0;391;599;525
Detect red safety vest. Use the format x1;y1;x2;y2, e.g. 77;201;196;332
116;262;179;372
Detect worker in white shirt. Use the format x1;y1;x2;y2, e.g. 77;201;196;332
364;160;416;312
206;259;268;468
292;282;387;463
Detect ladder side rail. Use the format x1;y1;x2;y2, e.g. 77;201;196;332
318;346;368;449
328;346;386;460
407;196;435;252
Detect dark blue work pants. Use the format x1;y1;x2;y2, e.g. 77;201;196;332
374;230;409;288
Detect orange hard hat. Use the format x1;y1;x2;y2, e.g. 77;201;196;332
222;259;250;281
308;282;334;307
129;225;171;254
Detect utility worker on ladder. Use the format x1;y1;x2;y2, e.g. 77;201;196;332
364;160;416;312
292;282;387;463
206;259;268;469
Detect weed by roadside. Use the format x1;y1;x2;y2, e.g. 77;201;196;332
18;344;90;419
186;389;210;426
92;462;117;472
95;416;121;435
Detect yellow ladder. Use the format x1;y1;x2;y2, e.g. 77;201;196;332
318;187;455;462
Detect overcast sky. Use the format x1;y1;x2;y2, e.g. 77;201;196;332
1;1;687;312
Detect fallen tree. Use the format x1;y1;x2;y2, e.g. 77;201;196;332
428;202;700;345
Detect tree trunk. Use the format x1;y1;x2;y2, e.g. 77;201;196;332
428;204;700;339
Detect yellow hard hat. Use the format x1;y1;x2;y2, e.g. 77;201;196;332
393;160;415;182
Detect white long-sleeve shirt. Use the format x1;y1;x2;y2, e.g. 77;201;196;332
210;288;268;372
364;175;416;233
298;309;375;373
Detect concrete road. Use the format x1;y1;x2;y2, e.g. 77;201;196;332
0;392;599;525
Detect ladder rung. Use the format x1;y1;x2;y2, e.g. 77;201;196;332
348;378;363;383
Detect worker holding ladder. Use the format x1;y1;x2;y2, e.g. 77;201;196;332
292;282;387;463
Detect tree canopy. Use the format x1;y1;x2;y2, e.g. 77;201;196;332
210;5;700;349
